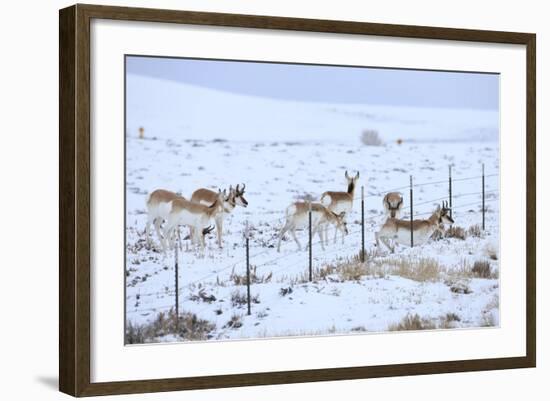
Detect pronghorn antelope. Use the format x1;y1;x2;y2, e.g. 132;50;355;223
383;192;404;218
145;189;184;247
190;184;248;248
277;202;348;252
145;189;213;249
375;201;454;253
320;170;359;243
161;189;226;252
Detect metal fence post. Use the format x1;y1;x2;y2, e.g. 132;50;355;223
448;165;453;220
308;201;312;282
410;175;414;247
245;221;251;316
361;185;365;262
482;163;485;231
174;242;179;331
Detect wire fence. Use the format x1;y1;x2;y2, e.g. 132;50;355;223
126;165;500;319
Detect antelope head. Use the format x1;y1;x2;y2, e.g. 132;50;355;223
332;211;349;235
234;183;248;207
344;170;360;193
384;192;404;218
437;201;454;225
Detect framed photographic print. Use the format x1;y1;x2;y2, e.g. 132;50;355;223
59;4;536;397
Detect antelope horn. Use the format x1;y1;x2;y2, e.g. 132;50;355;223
202;225;215;235
240;183;245;193
345;170;349;179
355;171;360;179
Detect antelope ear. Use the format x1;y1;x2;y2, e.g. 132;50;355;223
436;204;441;211
229;185;233;192
355;171;360;179
345;170;349;179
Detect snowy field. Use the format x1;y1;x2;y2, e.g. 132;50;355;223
124;74;500;343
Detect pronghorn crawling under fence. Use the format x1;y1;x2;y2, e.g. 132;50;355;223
321;170;359;244
277;202;348;252
161;189;226;253
191;184;248;248
383;192;404;218
375;201;454;254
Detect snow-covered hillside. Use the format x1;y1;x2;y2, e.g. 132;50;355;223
126;74;499;144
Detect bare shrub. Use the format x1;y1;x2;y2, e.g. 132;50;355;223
224;314;243;329
445;278;472;294
440;313;461;329
125;309;215;343
231;290;259;307
229;266;272;285
445;226;466;240
279;287;293;297
388;314;436;331
351;326;367;332
361;129;383;146
472;260;492;278
467;224;482;238
125;321;145;344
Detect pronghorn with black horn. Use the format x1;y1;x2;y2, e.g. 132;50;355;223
383;192;404;218
190;183;248;248
375;201;454;253
320;170;359;244
145;189;213;249
277;202;348;252
161;189;226;253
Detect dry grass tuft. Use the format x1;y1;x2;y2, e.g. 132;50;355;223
231;290;260;307
445;226;466;240
125;309;215;344
467;224;482;238
224;313;243;329
472;260;492;278
229;265;272;286
317;254;443;283
375;257;443;282
388;314;437;331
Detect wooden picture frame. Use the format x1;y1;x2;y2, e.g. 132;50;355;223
59;3;536;397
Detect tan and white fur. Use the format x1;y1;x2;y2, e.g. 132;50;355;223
190;184;248;248
383;192;404;218
161;190;226;253
277;202;348;252
320;171;359;244
145;189;184;247
375;201;454;253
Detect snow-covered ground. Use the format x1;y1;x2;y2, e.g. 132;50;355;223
125;74;500;343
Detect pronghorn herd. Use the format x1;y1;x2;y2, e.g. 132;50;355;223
145;171;455;255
